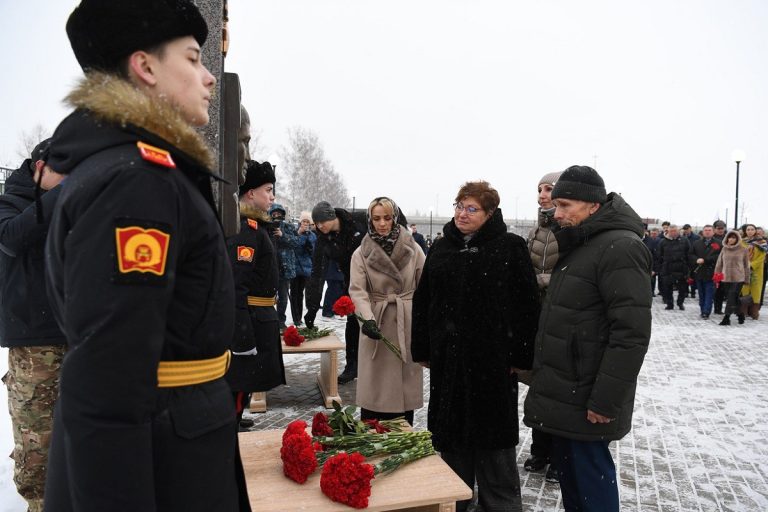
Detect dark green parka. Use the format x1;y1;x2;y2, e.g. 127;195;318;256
523;193;651;441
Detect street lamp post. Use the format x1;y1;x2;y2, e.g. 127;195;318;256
732;150;745;229
352;196;356;213
429;208;433;239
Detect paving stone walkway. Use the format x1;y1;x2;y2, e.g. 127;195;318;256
242;296;768;511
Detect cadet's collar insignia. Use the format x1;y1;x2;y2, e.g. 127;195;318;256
115;226;171;276
137;141;176;169
237;246;255;262
247;219;258;230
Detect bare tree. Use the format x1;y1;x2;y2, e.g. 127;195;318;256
16;124;51;160
278;127;349;214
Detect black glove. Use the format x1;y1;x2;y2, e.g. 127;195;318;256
361;319;382;340
304;311;317;330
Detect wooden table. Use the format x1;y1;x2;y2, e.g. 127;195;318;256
239;429;473;511
250;334;346;412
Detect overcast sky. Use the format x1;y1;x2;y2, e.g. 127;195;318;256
1;0;766;226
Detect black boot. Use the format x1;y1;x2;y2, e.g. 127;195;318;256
678;303;685;310
665;303;674;310
545;464;559;483
719;315;731;326
738;314;745;324
338;314;360;384
337;364;357;384
524;455;549;472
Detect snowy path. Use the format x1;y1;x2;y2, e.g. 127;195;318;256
1;298;767;511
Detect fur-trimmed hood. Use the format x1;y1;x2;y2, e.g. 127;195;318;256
48;72;214;174
239;202;272;224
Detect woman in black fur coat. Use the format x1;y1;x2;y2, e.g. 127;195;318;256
411;181;540;512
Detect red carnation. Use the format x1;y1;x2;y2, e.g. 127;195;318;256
312;412;334;437
281;431;318;484
320;452;375;509
711;242;721;250
686;277;695;285
332;296;356;317
283;419;308;441
363;419;391;434
283;325;305;347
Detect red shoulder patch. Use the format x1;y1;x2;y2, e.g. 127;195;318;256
247;219;258;230
115;226;171;276
137;141;176;169
237;246;255;262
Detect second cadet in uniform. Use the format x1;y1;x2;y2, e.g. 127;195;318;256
226;160;286;422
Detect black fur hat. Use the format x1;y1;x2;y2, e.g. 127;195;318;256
239;160;275;197
66;0;208;72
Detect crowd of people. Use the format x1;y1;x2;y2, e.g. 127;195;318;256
4;1;756;511
644;220;767;323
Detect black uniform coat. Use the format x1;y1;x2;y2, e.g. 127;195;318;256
226;208;286;392
523;193;652;442
0;164;66;347
43;73;244;512
411;209;540;451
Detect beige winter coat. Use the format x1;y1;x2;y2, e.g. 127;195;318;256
527;209;559;289
349;229;426;413
714;230;750;284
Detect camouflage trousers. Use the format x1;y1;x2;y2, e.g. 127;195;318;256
2;345;65;511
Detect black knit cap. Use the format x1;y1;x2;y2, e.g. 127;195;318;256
66;0;208;72
31;138;52;163
551;165;607;203
312;201;337;223
238;160;275;197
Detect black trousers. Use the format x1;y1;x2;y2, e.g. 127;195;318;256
650;273;657;295
660;275;688;305
343;314;359;371
722;282;742;316
441;447;522;512
530;428;552;460
289;276;308;325
714;282;725;312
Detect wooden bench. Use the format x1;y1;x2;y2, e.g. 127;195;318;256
239;428;473;511
250;334;346;412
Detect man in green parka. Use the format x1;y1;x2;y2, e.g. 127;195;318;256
523;165;651;511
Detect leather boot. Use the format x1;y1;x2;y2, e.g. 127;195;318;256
337;362;357;384
719;315;731;326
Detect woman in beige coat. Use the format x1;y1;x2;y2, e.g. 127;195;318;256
714;230;750;325
349;197;426;425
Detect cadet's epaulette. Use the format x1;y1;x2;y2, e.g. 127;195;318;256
137;141;176;169
247;219;258;230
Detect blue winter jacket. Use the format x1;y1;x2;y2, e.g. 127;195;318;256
294;229;316;277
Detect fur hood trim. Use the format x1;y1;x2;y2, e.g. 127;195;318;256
239;203;271;223
65;72;214;169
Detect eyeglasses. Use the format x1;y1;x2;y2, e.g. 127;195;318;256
453;202;482;215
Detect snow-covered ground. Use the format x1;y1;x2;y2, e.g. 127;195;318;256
2;297;767;511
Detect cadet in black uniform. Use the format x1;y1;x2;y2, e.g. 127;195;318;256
226;160;286;421
43;2;248;510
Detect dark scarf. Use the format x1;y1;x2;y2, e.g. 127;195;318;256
367;199;402;256
369;224;401;256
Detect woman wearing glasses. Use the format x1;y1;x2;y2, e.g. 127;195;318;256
412;181;540;512
349;197;426;426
